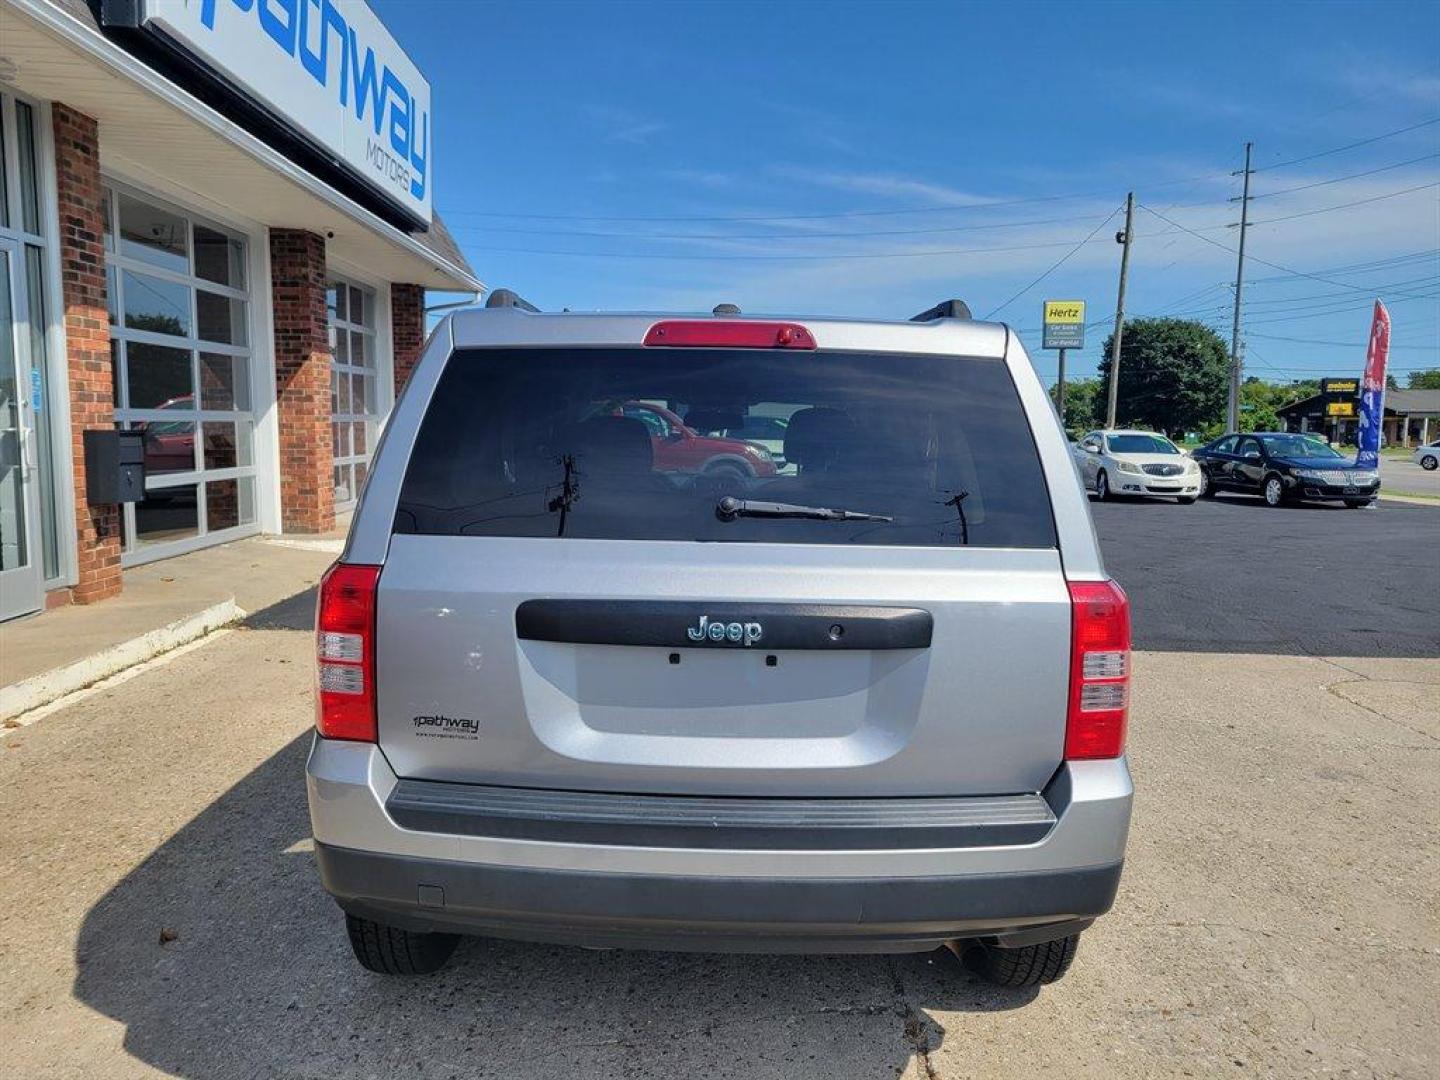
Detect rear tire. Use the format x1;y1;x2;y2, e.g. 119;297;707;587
962;933;1080;987
1263;474;1286;507
1420;454;1437;471
345;914;459;975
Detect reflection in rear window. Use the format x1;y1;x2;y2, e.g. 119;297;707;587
395;348;1057;548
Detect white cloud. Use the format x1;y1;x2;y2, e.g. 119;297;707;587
580;104;667;145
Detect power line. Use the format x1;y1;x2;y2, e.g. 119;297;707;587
1249;153;1440;200
1254;117;1440;172
1247;332;1439;348
983;206;1123;319
444;207;1123;242
1138;203;1436;294
1247;182;1439;226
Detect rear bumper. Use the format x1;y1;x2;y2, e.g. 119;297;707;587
306;737;1132;952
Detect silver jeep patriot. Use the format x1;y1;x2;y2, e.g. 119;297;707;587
307;294;1133;987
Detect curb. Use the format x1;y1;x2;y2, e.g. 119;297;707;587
0;598;243;723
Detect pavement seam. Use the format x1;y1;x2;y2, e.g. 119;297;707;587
1317;670;1440;746
886;958;939;1080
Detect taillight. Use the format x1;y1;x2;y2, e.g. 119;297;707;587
643;320;816;349
316;563;381;742
1066;580;1131;760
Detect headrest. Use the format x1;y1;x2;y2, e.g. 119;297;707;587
569;416;654;477
784;407;857;470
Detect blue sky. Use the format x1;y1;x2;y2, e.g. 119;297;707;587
374;0;1440;387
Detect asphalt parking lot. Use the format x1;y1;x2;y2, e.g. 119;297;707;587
1093;493;1440;657
1;502;1436;1079
1384;457;1440;498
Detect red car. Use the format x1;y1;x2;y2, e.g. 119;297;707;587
620;402;778;479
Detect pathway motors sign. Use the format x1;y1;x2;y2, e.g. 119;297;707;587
125;0;431;226
1042;300;1086;349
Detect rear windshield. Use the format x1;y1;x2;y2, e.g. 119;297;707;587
395;347;1056;548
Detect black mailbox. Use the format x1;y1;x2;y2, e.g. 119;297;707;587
84;429;147;504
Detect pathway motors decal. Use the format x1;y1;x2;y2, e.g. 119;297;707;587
1355;300;1390;471
141;0;432;224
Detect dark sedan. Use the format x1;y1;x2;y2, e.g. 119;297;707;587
1192;432;1380;508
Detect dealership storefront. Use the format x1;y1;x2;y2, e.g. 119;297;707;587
0;0;480;620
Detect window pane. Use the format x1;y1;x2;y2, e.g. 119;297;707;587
141;420;196;474
16;101;41;234
333;282;348;321
353;421;367;457
350;373;365;415
135;484;199;547
118;193;189;273
330;370;338;413
333;327;349;364
350;330;368;369
193;225;245;289
202;421;251;470
123;270;191;338
125;341;193;409
205;476;256;531
397;347;1059;548
349;286;364;324
334;464;352;503
336;373;350;415
199;353;249;411
196;291;246;345
354;460;368;494
102;188;113;251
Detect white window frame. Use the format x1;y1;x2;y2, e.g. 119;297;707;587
326;258;395;512
103;176;265;564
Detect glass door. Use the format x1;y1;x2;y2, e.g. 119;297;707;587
0;237;43;620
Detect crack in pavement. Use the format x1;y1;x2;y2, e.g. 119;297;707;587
886;958;939;1080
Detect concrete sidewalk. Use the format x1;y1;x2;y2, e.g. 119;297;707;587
0;536;339;722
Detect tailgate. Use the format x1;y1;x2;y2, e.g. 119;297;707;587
375;536;1070;797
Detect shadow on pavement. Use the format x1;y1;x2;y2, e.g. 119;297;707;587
73;734;1038;1079
242;586;318;632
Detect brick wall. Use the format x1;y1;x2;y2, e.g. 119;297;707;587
391;283;425;393
53;104;121;604
269;229;334;533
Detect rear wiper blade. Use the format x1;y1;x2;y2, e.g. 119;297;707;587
715;496;894;523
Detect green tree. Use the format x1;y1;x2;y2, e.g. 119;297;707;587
1058;377;1102;436
1095;318;1229;436
1407;368;1440;390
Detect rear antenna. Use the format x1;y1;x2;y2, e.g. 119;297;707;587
486;288;539;312
910;299;972;322
713;303;742;316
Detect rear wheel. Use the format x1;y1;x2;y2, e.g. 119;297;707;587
1262;475;1286;507
345;914;459;975
961;933;1080;987
1095;470;1111;502
1420;454;1438;471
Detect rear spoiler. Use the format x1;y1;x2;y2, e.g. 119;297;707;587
485;288;539;312
910;299;972;322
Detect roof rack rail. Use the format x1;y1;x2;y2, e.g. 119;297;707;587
910;299;972;322
485;288;539;312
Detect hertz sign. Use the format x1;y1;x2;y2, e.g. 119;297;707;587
1042;300;1086;349
125;0;432;226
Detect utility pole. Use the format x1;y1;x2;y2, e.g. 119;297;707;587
1105;192;1134;429
1227;142;1254;432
